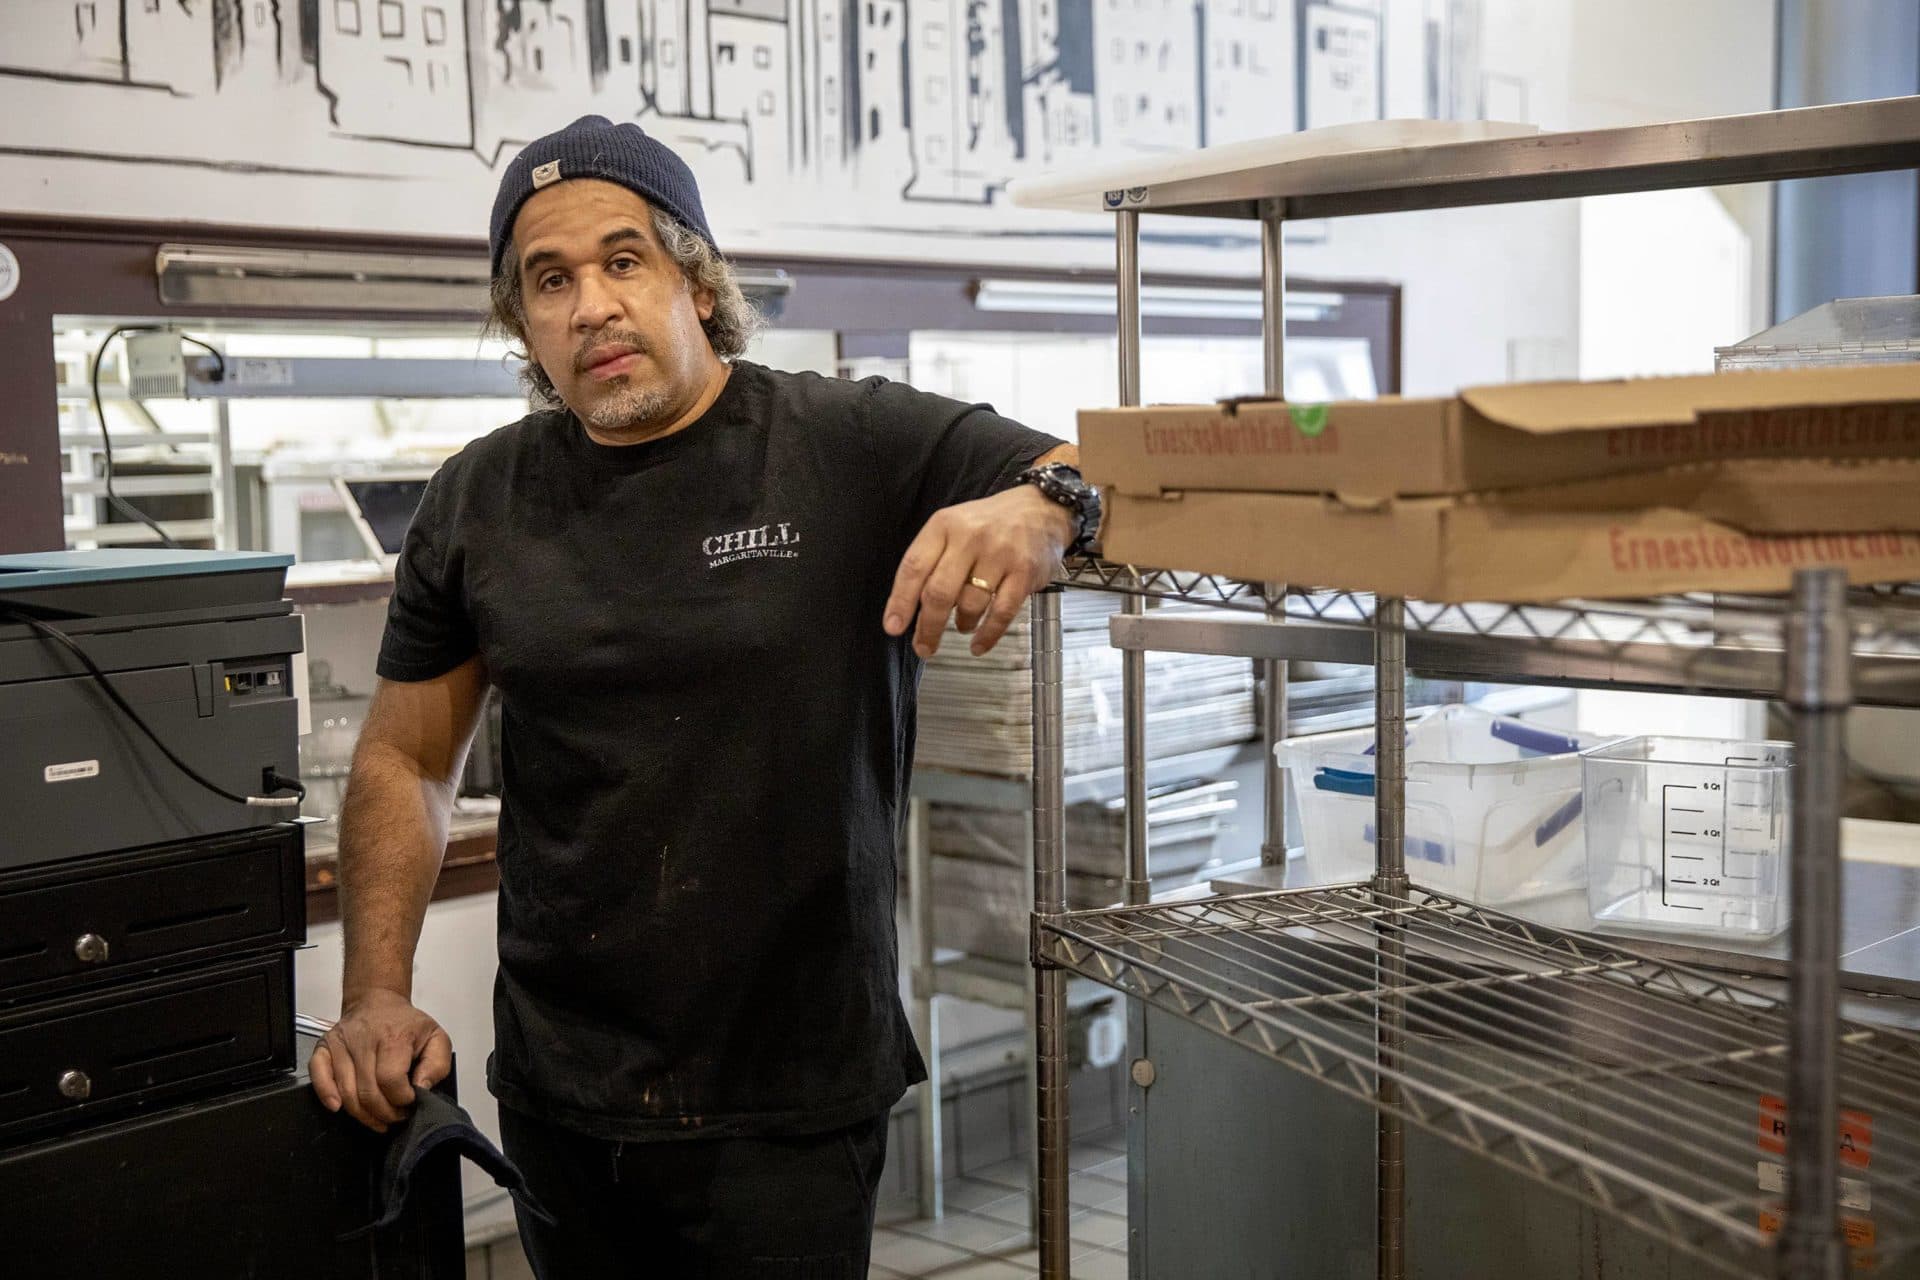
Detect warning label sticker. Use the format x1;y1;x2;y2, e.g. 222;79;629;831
1758;1095;1874;1168
1759;1206;1877;1251
1757;1096;1879;1269
1758;1161;1872;1212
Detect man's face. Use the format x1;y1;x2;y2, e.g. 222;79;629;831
511;179;717;438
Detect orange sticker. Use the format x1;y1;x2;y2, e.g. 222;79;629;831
1760;1096;1788;1155
1842;1110;1874;1171
1758;1207;1880;1270
1758;1095;1874;1169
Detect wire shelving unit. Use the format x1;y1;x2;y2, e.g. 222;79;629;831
1016;97;1920;1280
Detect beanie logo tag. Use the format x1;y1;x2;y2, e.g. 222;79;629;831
531;160;563;189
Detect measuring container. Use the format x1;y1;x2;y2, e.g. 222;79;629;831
1278;705;1606;905
1583;735;1794;938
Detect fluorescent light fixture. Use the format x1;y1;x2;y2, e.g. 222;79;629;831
156;244;793;315
972;278;1341;323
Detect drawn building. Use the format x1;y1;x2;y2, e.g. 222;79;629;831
1201;0;1290;145
852;0;911;183
0;0;1393;237
632;0;754;184
209;0;293;93
708;0;793;177
495;0;589;87
319;0;474;145
1093;0;1200;152
906;0;1019;202
2;0;127;83
799;0;849;170
601;1;645;94
1020;0;1097;167
121;2;214;97
639;0;707;115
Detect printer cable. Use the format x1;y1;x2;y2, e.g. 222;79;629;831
2;609;305;810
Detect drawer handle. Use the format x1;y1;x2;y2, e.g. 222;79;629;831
73;933;111;965
58;1070;92;1102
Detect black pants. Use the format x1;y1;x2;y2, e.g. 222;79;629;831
498;1106;888;1279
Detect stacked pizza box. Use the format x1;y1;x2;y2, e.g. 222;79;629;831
1082;364;1920;602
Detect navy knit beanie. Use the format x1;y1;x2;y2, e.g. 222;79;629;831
489;116;717;277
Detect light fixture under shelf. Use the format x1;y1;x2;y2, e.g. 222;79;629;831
972;278;1341;323
155;244;794;316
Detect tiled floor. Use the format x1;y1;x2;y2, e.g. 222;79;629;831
867;1135;1129;1279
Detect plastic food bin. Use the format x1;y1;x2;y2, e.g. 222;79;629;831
1276;705;1605;904
1583;736;1794;938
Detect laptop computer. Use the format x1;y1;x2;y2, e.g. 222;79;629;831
331;473;436;571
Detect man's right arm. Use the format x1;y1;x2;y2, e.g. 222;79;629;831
308;655;489;1131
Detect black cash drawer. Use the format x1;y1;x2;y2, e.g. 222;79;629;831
0;1035;463;1279
0;824;304;1001
0;950;294;1142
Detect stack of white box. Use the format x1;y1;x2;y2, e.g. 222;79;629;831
913;592;1256;778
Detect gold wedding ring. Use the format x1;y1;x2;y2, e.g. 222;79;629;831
967;576;996;593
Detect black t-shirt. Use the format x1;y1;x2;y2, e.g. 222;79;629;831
377;360;1060;1141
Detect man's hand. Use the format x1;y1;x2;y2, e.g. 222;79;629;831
309;987;452;1133
884;483;1077;658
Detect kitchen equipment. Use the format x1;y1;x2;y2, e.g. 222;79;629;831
1584;735;1794;938
1277;704;1604;904
0;550;301;872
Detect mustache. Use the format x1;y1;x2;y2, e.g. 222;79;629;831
573;331;650;374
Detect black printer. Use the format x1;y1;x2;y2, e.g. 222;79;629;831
0;551;307;1142
0;549;303;870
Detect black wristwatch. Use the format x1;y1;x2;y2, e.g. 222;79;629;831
1015;462;1102;557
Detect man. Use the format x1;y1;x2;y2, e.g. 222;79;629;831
308;115;1099;1275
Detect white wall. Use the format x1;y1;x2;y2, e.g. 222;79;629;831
1578;188;1755;379
1270;0;1776;400
1292;201;1586;394
1567;0;1776;129
1567;0;1779;373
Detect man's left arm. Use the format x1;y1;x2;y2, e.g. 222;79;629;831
882;442;1082;659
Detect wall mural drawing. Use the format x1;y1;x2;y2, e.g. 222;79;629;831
0;0;1462;267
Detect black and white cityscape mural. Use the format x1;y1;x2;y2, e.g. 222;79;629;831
0;0;1483;264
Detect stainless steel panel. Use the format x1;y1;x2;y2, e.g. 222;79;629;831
1106;98;1920;220
1140;1003;1920;1279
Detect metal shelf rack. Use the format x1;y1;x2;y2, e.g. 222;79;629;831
1071;572;1920;708
1019;96;1920;1280
904;744;1263;1227
1042;883;1920;1277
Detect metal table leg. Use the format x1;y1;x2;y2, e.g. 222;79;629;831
1119;200;1147;913
1024;807;1041;1245
1116;204;1147;1279
1259;210;1290;876
906;795;943;1221
1777;567;1850;1280
1373;596;1408;1280
1033;589;1072;1280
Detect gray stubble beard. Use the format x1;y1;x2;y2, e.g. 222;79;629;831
581;378;676;435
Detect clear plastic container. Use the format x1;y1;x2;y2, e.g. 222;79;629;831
1276;705;1606;904
1583;736;1793;938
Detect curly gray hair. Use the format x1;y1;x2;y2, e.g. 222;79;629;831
488;208;760;406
